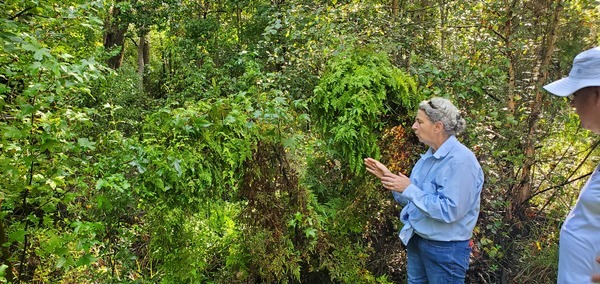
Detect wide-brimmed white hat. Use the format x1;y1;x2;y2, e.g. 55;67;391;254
543;47;600;97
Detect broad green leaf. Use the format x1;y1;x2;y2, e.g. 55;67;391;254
21;42;38;52
56;257;67;268
55;246;69;256
96;194;110;209
172;159;182;177
76;254;97;266
60;53;74;59
304;228;317;239
2;126;24;139
40;137;61;152
0;84;9;94
34;48;51;60
9;229;25;243
78;137;96;150
19;103;36;116
95;179;108;190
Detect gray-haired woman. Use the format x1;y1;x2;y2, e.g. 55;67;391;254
365;97;484;283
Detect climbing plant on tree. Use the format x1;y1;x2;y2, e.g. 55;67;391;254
311;47;423;174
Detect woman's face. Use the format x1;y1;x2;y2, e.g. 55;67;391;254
411;109;438;147
570;86;600;133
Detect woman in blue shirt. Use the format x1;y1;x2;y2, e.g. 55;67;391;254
365;97;484;283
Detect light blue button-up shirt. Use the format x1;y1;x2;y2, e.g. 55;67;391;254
392;135;484;245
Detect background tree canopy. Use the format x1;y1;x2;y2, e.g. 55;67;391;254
1;0;599;282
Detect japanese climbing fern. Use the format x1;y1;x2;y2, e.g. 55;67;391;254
311;47;422;173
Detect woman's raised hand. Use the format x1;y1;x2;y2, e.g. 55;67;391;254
364;158;392;179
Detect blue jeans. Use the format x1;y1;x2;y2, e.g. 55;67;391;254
406;234;471;284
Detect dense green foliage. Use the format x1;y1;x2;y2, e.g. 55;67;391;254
1;0;599;283
312;48;421;173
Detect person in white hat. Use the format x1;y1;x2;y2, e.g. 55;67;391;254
543;46;600;283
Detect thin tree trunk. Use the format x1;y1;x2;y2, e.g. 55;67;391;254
391;0;399;17
236;3;242;43
143;37;150;65
138;32;148;90
439;0;446;51
505;0;517;113
104;4;128;69
511;0;563;220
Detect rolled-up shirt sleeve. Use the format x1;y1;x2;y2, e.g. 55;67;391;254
392;191;410;206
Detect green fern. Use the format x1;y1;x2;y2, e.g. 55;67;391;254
311;47;422;174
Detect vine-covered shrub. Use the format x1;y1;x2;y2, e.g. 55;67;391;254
236;140;318;282
299;47;426;283
311;47;422;173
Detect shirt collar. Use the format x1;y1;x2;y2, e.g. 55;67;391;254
423;135;458;159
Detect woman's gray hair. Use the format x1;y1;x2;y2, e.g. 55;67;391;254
419;97;466;135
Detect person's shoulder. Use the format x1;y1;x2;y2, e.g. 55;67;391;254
449;139;474;154
448;141;479;162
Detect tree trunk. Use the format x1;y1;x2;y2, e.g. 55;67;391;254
439;0;446;51
143;37;150;65
504;0;517;113
510;0;562;220
138;32;148;90
103;4;128;69
391;0;399;17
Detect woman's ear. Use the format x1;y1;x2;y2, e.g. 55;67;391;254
434;121;444;133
